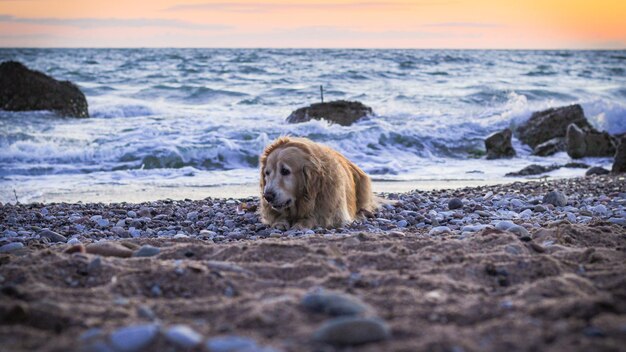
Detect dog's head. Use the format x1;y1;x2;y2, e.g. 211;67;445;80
260;137;321;213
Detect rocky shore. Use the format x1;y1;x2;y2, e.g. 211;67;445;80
0;176;625;351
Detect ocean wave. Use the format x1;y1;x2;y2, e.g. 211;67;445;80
90;104;155;118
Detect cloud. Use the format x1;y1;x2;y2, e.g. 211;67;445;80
0;14;229;30
166;1;456;13
423;22;506;28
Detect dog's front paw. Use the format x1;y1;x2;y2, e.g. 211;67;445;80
273;221;290;231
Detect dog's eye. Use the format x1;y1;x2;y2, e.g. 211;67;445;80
265;170;270;176
280;167;290;176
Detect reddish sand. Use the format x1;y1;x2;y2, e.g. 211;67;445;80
0;222;624;351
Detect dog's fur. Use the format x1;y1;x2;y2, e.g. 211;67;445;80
259;136;376;229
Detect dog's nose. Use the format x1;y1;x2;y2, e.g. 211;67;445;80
263;191;275;203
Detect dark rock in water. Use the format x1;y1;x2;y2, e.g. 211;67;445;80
286;100;373;126
563;162;589;169
0;61;89;117
448;198;463;210
543;191;568;207
312;317;391;346
533;137;565;156
586;166;610;176
566;123;616;159
516;104;591;148
505;164;559;177
141;154;185;169
612;136;626;174
485;128;516;159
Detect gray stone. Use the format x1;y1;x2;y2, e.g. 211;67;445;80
448;198;463;210
0;242;24;253
507;225;529;237
164;325;203;349
485;128;516;159
396;220;408;228
495;221;515;231
428;226;451;235
543;191;568;207
312;317;391;346
133;245;161;257
109;324;158;352
186;211;199;221
205;336;263;352
612;136;626;173
39;229;67;242
301;290;370;316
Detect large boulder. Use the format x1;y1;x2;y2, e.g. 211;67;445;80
533;137;565;156
566;123;616;159
0;61;89;117
286;100;372;126
516;104;591;148
612;136;626;174
485;128;516;159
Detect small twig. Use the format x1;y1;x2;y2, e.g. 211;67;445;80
320;85;324;103
13;189;19;204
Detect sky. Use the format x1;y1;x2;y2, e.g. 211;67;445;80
0;0;625;49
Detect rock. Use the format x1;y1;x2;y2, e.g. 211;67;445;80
505;164;559;177
566;123;616;159
312;317;391;346
585;166;610;176
39;229;67;243
533;137;565;156
495;221;515;231
286;100;373;126
205;336;268;352
86;242;133;258
428;226;451;235
448;198;463;210
484;128;516;159
301;290;371;316
109;324;158;352
0;61;89;117
612;136;626;173
164;325;203;349
533;205;548;213
64;244;85;254
543;191;568;207
133;245;160;257
516;104;591;148
507;225;530;237
0;242;24;253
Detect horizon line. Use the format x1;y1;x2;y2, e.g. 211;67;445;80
1;46;625;51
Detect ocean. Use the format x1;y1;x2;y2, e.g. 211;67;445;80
1;48;625;203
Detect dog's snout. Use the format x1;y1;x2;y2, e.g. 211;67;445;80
263;190;276;203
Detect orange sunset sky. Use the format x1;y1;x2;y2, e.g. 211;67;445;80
0;0;625;48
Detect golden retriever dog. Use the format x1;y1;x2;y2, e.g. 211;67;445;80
259;136;376;230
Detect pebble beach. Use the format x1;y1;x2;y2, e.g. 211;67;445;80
1;175;625;351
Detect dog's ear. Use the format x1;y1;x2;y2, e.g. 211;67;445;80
301;156;322;202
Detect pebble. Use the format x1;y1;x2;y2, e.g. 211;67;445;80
592;204;609;217
396;220;408;228
448;198;463;210
3;230;18;237
164;325;203;349
312;317;391;346
133;245;161;257
0;242;24;253
543;191;568;207
507;225;529;237
608;217;626;226
519;209;533;218
495;221;515;231
109;324;159;352
206;336;267;352
428;226;451;236
97;219;110;227
301;290;371;316
39;229;67;243
533;205;548;213
86;242;133;258
68;237;81;245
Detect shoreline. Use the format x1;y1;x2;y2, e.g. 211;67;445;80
1;177;537;205
0;175;624;351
